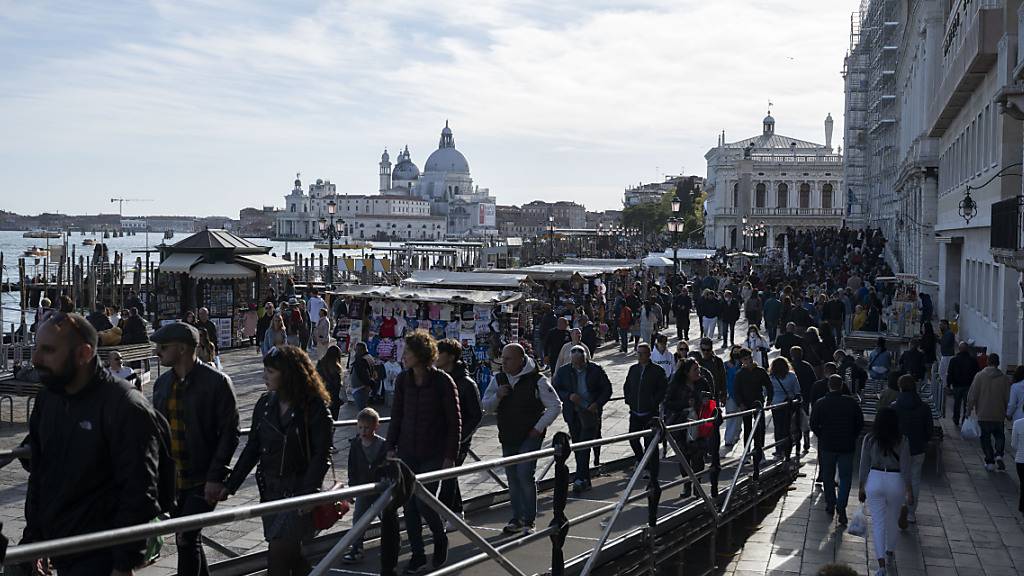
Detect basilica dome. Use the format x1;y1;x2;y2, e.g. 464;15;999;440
424;121;470;175
394;158;421;180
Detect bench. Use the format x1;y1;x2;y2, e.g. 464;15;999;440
0;376;44;424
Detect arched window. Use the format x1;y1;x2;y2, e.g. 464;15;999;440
777;183;788;208
821;183;834;210
732;183;739;208
755;183;766;208
799;183;811;208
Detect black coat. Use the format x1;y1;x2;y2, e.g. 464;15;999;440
226;392;333;498
792;359;816;412
623;362;667;416
25;360;163;571
120;315;149;345
894;391;932;455
947;351;980;389
809;391;864;453
152;360;240;486
734;366;772;410
581;324;599;356
720;298;741;323
449;361;483;446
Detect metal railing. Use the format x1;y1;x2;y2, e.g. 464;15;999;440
2;398;802;574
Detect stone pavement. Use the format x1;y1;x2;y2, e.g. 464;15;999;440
716;398;1024;576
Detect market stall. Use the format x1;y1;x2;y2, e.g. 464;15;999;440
845;274;939;354
328;285;525;392
156;230;293;349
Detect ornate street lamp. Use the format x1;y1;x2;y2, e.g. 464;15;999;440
318;200;343;286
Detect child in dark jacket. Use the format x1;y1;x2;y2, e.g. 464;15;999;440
343;408;387;564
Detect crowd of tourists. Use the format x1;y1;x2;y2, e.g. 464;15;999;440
12;226;1024;576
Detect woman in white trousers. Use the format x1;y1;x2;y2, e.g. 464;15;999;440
858;407;913;576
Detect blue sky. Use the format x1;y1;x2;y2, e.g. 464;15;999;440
1;0;862;216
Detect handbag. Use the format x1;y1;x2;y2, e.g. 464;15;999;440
304;411;350;531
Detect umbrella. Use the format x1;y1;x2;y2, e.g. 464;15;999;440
642;255;675;267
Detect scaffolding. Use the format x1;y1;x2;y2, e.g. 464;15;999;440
844;0;901;244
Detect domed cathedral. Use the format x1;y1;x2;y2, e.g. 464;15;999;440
377;121;496;237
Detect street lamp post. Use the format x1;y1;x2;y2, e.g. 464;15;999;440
318;200;344;286
548;216;556;262
669;194;682;273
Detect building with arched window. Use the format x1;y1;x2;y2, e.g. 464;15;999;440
703;111;845;249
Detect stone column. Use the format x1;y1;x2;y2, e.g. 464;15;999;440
920;168;939;288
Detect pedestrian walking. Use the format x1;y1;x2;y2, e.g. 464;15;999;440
733;348;771;453
316;344;345;419
723;346;743;446
673;285;693;341
25;313;167;575
858;407;913;576
1007;365;1024;422
262;313;287;356
699;290;720;341
719;290;741;347
773;322;803;361
651;333;676;380
745;325;770;369
482;343;561;535
768;357;801;460
544;317;569;373
763;291;782;342
553;345;613;494
384;331;461;574
967;353;1011;471
937;320;956;399
1011;412;1024;517
312;308;332;361
436;339;483;525
222;345;332;576
348;342;376;411
892;374;931;526
696;337;727;402
343;408;387;564
810;374;864;525
152;321;241;576
947;341;980;426
790;346;815;451
623;342;668;469
554;328;590;373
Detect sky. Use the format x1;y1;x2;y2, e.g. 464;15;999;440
0;0;863;217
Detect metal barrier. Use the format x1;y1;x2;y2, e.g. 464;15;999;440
2;398;802;575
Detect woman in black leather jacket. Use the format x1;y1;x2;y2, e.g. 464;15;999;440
222;345;333;575
664;358;712;496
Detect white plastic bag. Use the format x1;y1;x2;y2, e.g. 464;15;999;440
847;505;868;537
961;416;981;440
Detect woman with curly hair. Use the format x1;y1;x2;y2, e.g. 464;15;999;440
222;345;333;575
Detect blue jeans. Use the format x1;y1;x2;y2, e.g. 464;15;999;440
724;397;741;445
818;450;854;512
979;421;1005;464
502;435;544;524
567;411;601;481
619;327;630;352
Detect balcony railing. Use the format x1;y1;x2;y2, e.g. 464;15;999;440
716;207;844;217
991;196;1024;251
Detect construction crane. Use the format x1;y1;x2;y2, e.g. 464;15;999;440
110;198;152;216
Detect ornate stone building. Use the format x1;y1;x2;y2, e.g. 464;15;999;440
704;112;845;249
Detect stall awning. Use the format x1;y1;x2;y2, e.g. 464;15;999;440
329;285;523;306
236;253;293;273
404;270;526;289
189;263;256;279
158;253;201;274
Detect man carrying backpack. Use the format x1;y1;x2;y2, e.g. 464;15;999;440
25;313;167;574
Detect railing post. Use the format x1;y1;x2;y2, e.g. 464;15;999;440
646;419;663;528
549;432;571;576
710;407;723;498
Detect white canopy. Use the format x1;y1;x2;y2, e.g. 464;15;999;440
405;270;527;289
189;262;256;279
158;253;201;274
642;255;675;267
329;285;523;306
235;253;294;273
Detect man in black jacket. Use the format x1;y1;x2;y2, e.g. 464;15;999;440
86;305;113;332
623;343;667;467
436;339;483;518
893;374;932;526
554;346;613;493
898;338;927;383
696;337;727;402
947;341;980;426
672;285;693;341
152;321;240;576
733;349;771;453
719;290;741;347
26;313;164;574
810;375;864;525
774;322;804;361
790;346;816;452
544;317;569;374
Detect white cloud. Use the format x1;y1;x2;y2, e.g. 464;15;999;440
0;0;861;215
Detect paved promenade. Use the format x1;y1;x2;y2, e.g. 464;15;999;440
1;316;1022;576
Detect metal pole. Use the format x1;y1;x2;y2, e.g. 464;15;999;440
721;409;763;513
466;447;509;489
414;480;529;576
578;428;661;576
309;485;395;576
663;429;718;523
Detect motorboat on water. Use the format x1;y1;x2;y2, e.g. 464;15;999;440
82;238;98;246
23;246;49;257
314;236;368;250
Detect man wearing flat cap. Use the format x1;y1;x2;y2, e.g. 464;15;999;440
552;344;612;493
151;321;240;575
